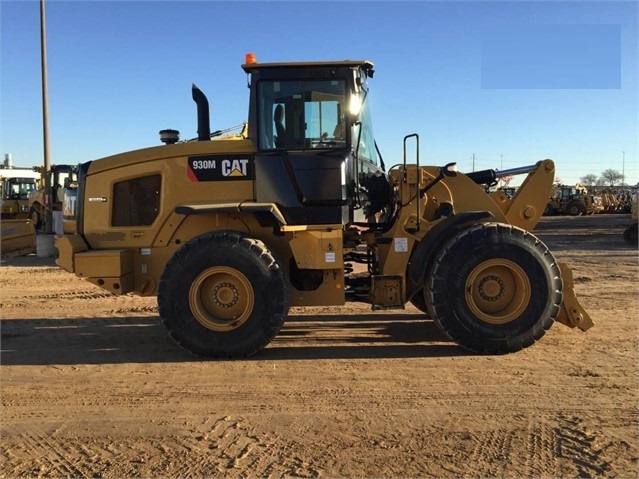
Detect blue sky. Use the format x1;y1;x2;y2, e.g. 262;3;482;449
1;0;637;187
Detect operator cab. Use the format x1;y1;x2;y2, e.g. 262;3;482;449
242;56;390;226
5;178;37;200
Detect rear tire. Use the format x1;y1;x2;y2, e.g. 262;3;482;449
30;207;42;229
158;231;289;358
567;201;585;216
425;223;562;354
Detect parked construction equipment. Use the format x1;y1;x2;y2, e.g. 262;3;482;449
28;164;77;229
595;189;634;214
55;55;593;358
544;184;604;216
0;156;41;220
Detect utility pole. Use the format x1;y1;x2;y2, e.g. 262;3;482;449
622;151;625;186
40;0;52;234
472;153;475;172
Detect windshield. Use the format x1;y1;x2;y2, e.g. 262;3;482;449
7;179;36;200
257;79;348;150
353;87;381;169
55;169;77;188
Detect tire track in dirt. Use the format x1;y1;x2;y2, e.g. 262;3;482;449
462;415;616;478
468;428;515;476
169;416;247;477
2;425;93;478
2;432;319;479
524;422;556;478
7;290;114;301
554;414;612;477
164;416;322;478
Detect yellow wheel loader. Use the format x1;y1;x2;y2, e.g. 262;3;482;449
28;164;77;229
0;167;40;220
543;184;604;216
55;55;593;358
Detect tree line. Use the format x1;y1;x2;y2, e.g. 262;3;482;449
579;169;634;188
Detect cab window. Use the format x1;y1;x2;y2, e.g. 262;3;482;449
257;79;347;150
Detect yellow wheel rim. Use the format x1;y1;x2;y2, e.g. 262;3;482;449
465;259;531;325
189;266;254;332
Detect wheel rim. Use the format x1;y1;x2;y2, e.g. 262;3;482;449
465;259;531;325
189;266;254;331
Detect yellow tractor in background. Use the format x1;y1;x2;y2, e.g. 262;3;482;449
598;188;634;214
28;164;77;230
544;184;604;216
0;176;38;220
0;156;38;258
0;160;41;220
55;55;593;358
600;190;620;213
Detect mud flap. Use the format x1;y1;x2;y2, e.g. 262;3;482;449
556;262;594;331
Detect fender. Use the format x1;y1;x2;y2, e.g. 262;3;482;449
175;201;288;226
407;211;493;285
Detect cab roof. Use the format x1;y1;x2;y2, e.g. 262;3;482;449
241;60;374;74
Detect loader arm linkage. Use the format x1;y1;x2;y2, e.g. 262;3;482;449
490;159;555;231
498;161;593;331
475;160;593;331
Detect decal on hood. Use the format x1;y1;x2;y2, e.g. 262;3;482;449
187;155;253;181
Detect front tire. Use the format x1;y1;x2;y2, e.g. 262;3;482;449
425;223;562;354
408;289;430;316
158;231;289;358
543;203;556;216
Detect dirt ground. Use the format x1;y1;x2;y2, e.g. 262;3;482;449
1;214;637;478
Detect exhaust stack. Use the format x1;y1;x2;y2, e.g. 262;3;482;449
191;84;211;141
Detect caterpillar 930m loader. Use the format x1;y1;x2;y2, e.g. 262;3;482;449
55;54;593;358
